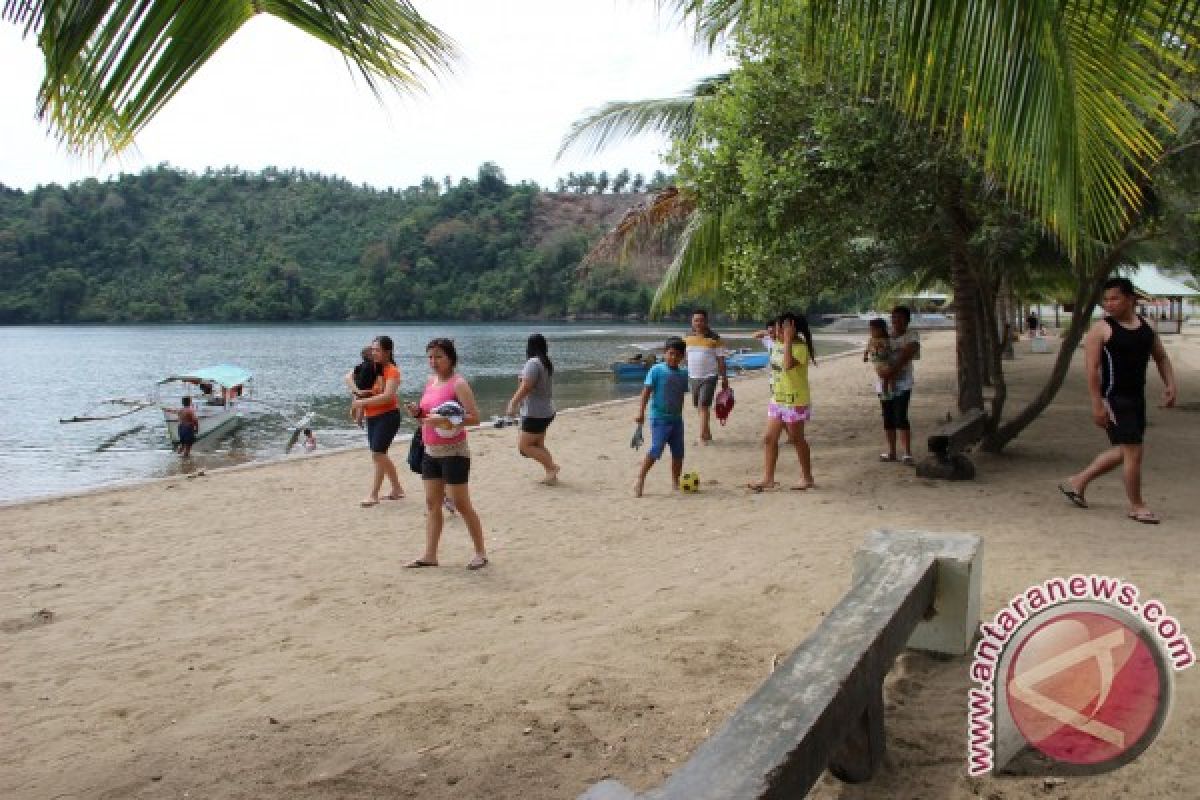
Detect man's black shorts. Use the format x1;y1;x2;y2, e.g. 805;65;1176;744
1105;394;1146;446
421;454;471;485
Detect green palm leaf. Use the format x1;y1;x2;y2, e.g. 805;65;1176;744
4;0;456;155
664;0;1198;263
651;207;727;314
558;73;730;159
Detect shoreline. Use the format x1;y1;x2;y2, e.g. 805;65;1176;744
2;344;867;511
3;330;1197;800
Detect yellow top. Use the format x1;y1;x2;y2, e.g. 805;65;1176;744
770;340;810;407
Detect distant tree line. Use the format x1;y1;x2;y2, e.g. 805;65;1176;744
0;163;654;323
553;169;673;195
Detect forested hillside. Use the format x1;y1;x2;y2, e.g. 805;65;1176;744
0;163;667;323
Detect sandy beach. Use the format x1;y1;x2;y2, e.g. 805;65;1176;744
3;330;1197;800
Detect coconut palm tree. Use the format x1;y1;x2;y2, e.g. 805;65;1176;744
663;0;1197;265
3;1;456;156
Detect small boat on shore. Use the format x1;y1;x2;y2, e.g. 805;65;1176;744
726;348;770;370
610;343;661;380
611;360;652;380
158;365;253;449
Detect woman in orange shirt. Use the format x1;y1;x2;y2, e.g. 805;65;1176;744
350;335;405;506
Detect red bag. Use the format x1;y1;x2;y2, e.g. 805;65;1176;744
714;387;735;425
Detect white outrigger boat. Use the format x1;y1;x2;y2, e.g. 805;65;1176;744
157;365;253;449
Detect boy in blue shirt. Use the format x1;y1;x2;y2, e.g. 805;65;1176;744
634;337;689;497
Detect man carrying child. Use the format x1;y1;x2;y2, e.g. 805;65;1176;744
633;337;689;497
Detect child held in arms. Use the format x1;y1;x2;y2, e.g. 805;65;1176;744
633;337;689;497
863;318;896;400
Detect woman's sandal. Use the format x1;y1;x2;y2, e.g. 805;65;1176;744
404;559;438;568
466;555;489;571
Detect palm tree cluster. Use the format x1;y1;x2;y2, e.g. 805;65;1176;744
563;0;1200;450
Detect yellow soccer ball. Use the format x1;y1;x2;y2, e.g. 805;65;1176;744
679;471;700;493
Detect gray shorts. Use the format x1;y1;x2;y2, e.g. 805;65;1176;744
689;376;719;408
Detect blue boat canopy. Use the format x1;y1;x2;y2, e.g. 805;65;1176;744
160;365;253;388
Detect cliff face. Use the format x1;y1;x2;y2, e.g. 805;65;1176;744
533;192;673;285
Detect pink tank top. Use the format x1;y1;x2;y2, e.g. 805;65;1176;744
419;375;467;445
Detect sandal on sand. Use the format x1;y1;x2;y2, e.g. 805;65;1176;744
383;492;405;501
1058;483;1088;509
879;453;897;462
359;499;379;507
466;555;489;571
1128;510;1161;525
747;481;780;493
791;483;815;491
404;559;438;568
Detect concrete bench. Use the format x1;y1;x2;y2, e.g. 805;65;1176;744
578;531;982;800
917;408;987;480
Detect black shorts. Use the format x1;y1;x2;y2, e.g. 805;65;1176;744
1105;395;1146;446
520;414;555;434
365;409;402;453
690;376;719;408
880;390;912;431
421;454;471;485
177;423;196;445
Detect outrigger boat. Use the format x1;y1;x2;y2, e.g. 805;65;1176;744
158;365;253;449
61;364;256;451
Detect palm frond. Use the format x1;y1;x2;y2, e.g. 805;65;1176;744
658;0;752;50
6;0;457;155
728;0;1198;263
650;207;726;315
558;73;730;159
582;187;697;267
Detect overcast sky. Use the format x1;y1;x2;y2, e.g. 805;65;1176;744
0;2;730;192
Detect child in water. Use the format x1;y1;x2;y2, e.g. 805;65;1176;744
863;318;895;400
302;428;317;452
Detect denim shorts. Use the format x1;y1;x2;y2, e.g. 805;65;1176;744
365;409;402;453
648;417;685;461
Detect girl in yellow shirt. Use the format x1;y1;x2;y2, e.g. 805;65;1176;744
749;312;818;491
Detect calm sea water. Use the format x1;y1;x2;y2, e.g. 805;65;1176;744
0;323;857;503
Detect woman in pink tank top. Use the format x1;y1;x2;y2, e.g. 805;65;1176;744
402;338;488;570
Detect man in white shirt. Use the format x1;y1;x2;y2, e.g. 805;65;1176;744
683;309;729;444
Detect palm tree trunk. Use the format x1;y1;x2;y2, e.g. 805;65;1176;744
943;193;986;412
981;246;1128;452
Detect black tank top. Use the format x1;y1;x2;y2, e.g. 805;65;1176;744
1101;316;1154;398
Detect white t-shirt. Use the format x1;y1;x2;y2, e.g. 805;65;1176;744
888;329;920;392
684;332;724;379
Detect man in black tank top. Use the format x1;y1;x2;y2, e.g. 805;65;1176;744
1059;277;1177;524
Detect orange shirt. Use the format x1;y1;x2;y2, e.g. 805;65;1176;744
364;363;400;418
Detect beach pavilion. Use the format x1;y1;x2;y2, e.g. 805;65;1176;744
1126;263;1199;334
